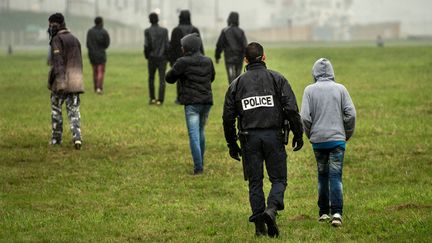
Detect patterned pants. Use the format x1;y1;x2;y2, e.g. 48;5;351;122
50;92;82;144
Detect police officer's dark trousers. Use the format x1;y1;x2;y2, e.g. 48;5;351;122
241;129;287;222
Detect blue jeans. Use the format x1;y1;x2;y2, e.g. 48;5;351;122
313;146;345;216
184;104;212;172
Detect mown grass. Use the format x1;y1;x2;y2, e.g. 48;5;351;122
1;45;431;242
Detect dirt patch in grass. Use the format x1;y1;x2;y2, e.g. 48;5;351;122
290;214;313;221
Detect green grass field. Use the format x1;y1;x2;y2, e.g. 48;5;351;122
1;45;431;242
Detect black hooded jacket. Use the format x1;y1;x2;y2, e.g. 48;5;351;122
86;25;110;64
215;12;247;64
222;62;303;145
168;10;204;65
166;33;215;105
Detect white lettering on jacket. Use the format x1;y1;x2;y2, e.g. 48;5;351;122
241;95;274;110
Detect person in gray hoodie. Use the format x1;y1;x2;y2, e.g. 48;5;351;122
300;58;356;227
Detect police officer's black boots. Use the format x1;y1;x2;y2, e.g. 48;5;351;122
263;206;279;238
254;218;267;237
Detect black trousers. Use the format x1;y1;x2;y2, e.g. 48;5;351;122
240;129;288;222
225;62;243;84
148;58;167;102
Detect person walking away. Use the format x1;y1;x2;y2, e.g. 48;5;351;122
144;12;169;105
86;16;110;94
215;12;247;84
168;10;204;104
47;13;84;149
223;42;303;237
300;58;356;227
166;33;215;175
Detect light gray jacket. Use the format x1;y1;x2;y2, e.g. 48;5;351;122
300;58;356;143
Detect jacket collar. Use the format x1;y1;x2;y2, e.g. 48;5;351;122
246;61;267;71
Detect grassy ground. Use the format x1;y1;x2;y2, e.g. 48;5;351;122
1;45;431;242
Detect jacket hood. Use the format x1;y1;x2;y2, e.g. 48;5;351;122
181;33;202;54
179;10;191;25
312;58;335;82
227;12;239;26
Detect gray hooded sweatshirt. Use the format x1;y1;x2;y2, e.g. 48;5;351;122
300;58;356;144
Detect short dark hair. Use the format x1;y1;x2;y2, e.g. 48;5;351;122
245;42;264;63
149;12;159;24
48;13;64;25
95;16;103;26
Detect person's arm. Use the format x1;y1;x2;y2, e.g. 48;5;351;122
194;27;205;55
144;29;151;59
210;59;215;82
86;30;91;49
278;75;303;150
222;82;241;160
300;88;312;139
51;36;66;91
104;29;110;49
169;28;182;65
341;86;356;141
215;30;225;63
165;58;186;84
164;29;169;58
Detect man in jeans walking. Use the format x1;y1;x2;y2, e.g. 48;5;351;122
300;58;356;227
166;33;215;175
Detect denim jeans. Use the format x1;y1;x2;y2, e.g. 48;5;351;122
313;146;345;216
184;104;212;172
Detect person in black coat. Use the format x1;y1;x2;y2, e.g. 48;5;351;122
86;16;110;94
144;12;169;105
215;12;247;84
168;10;204;104
166;33;215;175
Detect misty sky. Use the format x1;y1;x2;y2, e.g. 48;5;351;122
351;0;432;35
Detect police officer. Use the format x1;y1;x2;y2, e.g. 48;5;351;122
222;42;303;237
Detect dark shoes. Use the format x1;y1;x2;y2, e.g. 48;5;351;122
263;207;279;238
254;220;267;237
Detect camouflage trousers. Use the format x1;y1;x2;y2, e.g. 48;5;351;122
50;92;82;144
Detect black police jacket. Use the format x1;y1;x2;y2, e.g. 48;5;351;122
222;62;303;144
165;52;215;105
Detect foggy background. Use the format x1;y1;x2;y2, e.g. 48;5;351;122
0;0;431;49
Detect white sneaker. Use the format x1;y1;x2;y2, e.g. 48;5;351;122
331;213;342;227
318;214;331;222
74;140;82;150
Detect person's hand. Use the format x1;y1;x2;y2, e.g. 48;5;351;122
228;142;241;161
292;136;303;151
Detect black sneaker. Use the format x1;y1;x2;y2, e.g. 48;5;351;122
263;207;279;238
254;220;267;237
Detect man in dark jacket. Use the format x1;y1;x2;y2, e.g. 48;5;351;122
86;16;110;94
215;12;247;84
168;10;204;104
48;13;84;149
166;33;215;175
222;42;303;237
144;12;169;105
